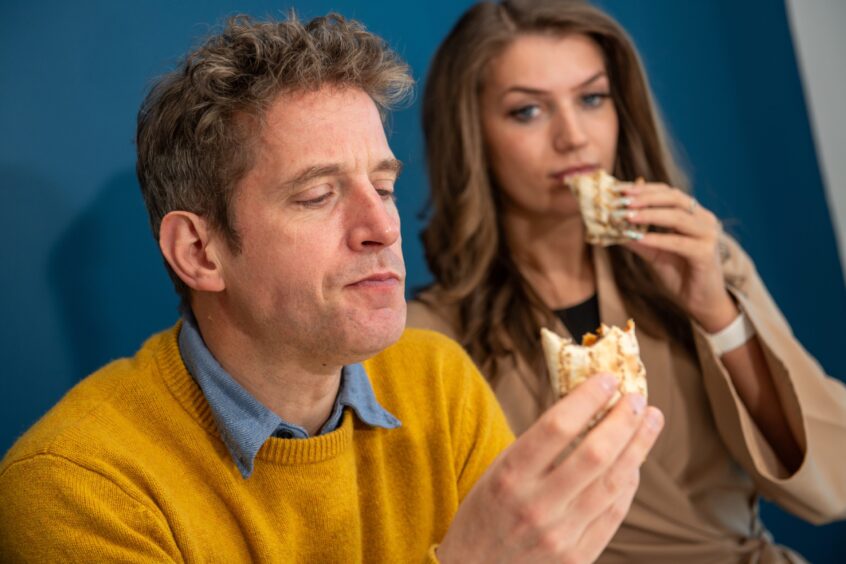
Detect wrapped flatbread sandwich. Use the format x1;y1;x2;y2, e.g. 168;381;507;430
567;170;647;246
541;320;647;424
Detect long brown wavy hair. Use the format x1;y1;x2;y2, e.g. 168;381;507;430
419;0;697;382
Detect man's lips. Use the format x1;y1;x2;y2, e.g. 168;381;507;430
346;272;402;288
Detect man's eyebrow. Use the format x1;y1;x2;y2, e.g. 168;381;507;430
501;71;608;98
374;158;403;176
283;164;344;191
282;158;403;191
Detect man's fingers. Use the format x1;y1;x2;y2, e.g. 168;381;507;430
534;406;664;562
559;394;648;484
575;408;664;558
499;374;618;479
563;405;663;523
569;469;641;563
534;396;657;522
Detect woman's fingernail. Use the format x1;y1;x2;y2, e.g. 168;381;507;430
612;209;637;220
615;197;633;207
624;229;644;241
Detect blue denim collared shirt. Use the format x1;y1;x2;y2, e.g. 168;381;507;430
178;312;401;478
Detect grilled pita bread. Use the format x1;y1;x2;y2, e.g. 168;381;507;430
567;170;647;246
541;320;647;423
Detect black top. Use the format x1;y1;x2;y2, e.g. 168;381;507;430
554;293;600;342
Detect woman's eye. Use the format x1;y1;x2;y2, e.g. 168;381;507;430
581;92;611;108
508;105;541;123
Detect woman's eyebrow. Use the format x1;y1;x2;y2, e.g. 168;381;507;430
499;70;608;100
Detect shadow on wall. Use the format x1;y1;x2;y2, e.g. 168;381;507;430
48;169;178;381
1;165;76;449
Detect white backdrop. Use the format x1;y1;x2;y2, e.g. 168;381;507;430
786;0;846;282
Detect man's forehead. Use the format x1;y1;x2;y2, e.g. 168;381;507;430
239;86;395;188
263;87;383;136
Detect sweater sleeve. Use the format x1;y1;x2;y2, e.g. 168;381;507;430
0;454;182;562
693;235;846;524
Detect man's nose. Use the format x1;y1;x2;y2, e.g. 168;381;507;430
346;183;400;251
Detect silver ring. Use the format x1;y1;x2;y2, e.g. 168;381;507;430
687;197;698;214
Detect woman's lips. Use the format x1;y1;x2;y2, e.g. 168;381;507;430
550;164;599;182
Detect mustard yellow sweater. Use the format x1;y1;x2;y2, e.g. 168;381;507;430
0;326;513;562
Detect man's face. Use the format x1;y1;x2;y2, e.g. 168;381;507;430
215;87;406;369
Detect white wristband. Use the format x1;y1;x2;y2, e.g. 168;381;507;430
706;311;756;356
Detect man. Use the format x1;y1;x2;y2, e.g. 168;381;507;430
0;13;663;562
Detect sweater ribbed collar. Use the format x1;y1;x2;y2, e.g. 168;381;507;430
152;321;400;478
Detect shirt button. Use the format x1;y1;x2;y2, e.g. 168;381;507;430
279;430;294;439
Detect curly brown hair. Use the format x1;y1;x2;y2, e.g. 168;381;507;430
136;12;413;303
419;0;698;381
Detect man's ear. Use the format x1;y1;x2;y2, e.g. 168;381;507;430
159;211;226;293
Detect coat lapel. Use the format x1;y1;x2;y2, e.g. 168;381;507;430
593;246;674;461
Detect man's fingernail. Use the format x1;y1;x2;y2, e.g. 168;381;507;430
598;374;617;392
646;408;663;430
628;394;646;414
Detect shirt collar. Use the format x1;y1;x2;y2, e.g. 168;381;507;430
177;312;400;478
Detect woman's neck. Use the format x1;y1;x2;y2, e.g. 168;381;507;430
504;212;596;310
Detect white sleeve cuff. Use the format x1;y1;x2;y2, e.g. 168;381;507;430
706;311;757;356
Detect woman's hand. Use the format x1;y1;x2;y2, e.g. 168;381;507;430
617;182;738;332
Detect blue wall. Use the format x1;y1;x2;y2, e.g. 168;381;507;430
2;1;843;560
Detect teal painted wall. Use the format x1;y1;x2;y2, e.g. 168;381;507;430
2;1;843;560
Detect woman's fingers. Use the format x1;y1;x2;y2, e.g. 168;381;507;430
623;207;711;238
616;182;721;241
619;182;695;212
626;232;714;263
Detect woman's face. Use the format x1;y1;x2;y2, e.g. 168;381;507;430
481;33;619;220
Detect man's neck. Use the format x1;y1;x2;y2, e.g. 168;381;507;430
191;306;343;436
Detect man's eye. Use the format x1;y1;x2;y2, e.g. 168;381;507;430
377;188;397;202
581;92;611;108
296;191;334;207
508;105;541;123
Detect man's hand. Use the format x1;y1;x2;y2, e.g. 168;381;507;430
438;374;664;563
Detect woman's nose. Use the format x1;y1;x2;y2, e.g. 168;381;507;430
552;106;588;153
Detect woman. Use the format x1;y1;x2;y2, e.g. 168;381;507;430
407;0;846;561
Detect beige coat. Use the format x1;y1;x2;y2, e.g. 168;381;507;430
407;237;846;563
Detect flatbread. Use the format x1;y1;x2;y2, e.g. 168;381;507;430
540;320;647;422
567;170;647;246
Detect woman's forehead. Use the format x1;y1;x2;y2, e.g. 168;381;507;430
484;34;608;94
